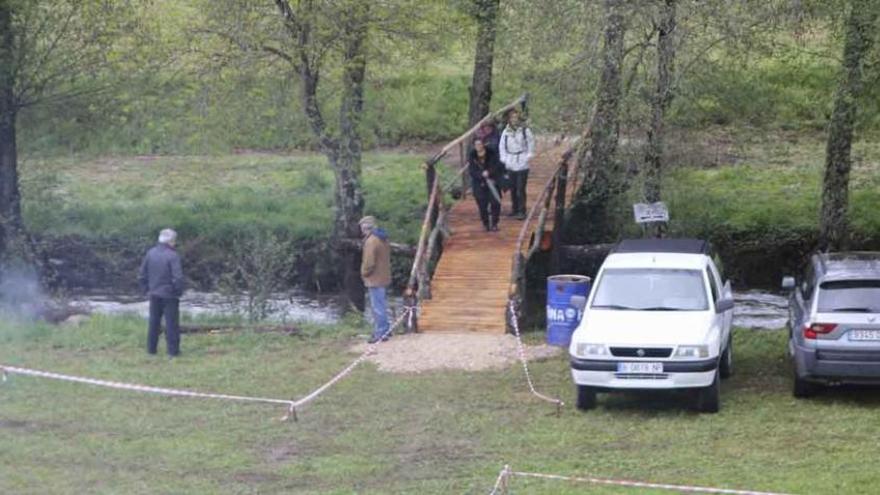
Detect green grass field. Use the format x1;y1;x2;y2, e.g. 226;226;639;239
20;150;436;246
2;316;879;494
22;129;880;251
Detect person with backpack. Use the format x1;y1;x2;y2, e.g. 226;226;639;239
468;138;504;231
499;108;535;220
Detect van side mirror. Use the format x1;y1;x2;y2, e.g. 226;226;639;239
715;298;734;313
570;295;587;311
781;276;795;291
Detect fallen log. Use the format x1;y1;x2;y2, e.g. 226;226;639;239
557;243;615;274
559;243;615;259
179;324;300;335
338;238;416;255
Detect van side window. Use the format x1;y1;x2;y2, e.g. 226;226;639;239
706;268;720;302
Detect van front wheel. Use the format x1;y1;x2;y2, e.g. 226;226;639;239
576;385;597;410
720;334;733;379
696;369;721;413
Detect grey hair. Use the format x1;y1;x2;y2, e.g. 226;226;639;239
158;228;177;244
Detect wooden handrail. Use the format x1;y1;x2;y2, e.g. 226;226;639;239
406;93;530;300
406;178;440;295
438;94;529;194
506;140;581;332
425;93;528;172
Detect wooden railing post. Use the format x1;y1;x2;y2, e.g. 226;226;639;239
425;162;436;198
551;160;569;274
507;252;526;333
459;142;468;199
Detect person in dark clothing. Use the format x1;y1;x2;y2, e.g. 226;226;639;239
468;138;504;231
475;120;501;154
138;228;185;357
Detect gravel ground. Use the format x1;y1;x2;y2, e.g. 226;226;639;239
350;333;562;373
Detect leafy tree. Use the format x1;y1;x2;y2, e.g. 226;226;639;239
643;0;676;205
0;0;144;272
819;0;878;250
203;0;444;309
467;0;501;127
570;0;627;242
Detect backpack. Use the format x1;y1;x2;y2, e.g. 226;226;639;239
503;127;529;154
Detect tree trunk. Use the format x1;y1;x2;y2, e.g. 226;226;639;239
336;3;369;311
467;0;500;128
572;0;625;242
643;0;676;204
275;0;370;311
819;0;877;251
0;1;24;264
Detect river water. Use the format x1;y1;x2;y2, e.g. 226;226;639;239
67;291;346;325
68;290;789;330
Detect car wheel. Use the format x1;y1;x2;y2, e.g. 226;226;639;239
792;368;818;398
696;369;721;413
719;334;733;379
576;385;597;411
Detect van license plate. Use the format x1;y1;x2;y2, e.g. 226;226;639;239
617;362;663;373
849;330;880;341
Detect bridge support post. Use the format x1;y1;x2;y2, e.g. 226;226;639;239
507;252;526;334
551;161;569;274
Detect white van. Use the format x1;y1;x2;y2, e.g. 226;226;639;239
568;239;734;413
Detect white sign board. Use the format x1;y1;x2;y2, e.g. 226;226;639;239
633;202;669;224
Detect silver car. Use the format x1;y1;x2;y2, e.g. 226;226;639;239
782;252;880;397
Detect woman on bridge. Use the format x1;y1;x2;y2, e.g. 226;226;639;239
468;138;504;232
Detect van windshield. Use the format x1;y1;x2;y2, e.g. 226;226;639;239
591;268;709;311
817;280;880;313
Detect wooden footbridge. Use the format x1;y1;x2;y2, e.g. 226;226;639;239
404;95;582;334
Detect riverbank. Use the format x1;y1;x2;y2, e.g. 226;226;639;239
2;316;879;494
21;128;880;293
23;150;437;292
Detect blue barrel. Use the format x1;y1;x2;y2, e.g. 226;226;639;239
546;275;591;346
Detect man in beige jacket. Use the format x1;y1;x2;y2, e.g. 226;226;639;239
359;216;392;343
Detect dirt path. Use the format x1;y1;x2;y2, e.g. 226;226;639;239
351;333;561;373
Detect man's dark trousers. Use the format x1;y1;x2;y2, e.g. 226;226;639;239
148;296;180;356
510;169;529;215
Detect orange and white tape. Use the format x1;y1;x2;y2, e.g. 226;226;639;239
1;307;414;422
489;466;795;495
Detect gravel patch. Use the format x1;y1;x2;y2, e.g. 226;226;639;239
350;333;562;374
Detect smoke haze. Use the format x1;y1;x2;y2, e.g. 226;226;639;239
0;264;45;319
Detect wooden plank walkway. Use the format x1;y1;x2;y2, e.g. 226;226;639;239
418;140;570;333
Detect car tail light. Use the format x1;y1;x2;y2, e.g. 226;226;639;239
804;323;837;339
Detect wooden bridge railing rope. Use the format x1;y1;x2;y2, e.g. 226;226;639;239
402;93;529;331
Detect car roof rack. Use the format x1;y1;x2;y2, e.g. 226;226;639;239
613;238;710;255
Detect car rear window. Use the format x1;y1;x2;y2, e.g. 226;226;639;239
591;268;709;311
817;280;880;313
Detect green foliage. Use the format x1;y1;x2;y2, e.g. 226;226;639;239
11;1;880;157
19;151;429;288
218;232;297;322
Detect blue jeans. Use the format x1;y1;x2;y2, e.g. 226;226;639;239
368;287;390;339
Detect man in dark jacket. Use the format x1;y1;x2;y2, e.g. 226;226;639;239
138;228;185;356
468;138;504;231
